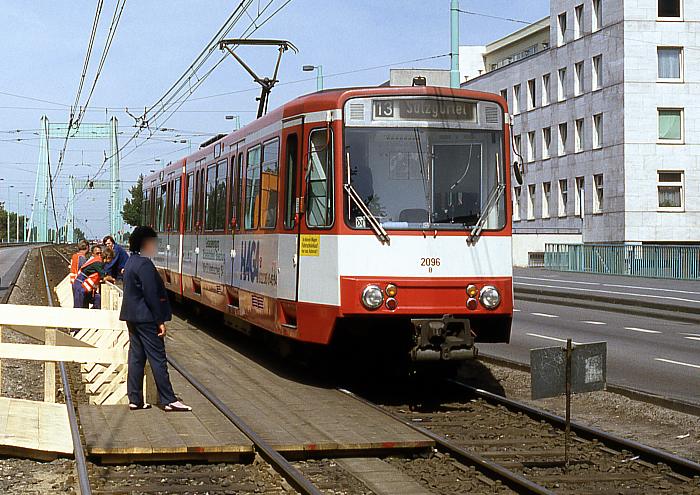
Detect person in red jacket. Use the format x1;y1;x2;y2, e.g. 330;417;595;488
73;246;115;309
69;240;90;307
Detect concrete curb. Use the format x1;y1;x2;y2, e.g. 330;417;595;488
514;285;700;324
477;353;700;418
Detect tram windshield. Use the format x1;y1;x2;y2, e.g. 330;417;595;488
345;127;506;231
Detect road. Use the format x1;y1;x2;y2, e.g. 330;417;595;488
480;298;700;406
0;245;32;303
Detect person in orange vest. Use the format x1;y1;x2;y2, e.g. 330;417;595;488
69;240;90;307
73;245;115;309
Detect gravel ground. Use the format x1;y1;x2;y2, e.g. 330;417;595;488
293;459;372;495
459;358;700;463
387;452;516;494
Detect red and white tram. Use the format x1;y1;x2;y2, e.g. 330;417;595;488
143;85;513;362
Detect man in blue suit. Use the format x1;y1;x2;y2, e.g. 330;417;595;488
119;226;191;412
103;235;129;279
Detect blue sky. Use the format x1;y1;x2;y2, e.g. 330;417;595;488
0;0;547;237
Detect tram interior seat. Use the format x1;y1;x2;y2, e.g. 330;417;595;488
399;208;429;223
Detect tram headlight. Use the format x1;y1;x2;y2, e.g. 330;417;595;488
479;285;501;310
361;285;384;310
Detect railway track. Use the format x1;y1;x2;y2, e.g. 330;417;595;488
343;377;700;495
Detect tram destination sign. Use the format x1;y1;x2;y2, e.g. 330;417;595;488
373;98;477;123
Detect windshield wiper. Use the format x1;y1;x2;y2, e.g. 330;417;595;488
467;154;505;244
344;151;390;245
345;183;390;245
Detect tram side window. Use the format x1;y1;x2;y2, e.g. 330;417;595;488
166;181;174;231
172;177;181;232
261;138;280;229
205;164;217;230
142;188;150;226
198;168;206;229
215;159;227;230
307;129;334;228
237;154;244;231
245;146;261;229
284;134;299;229
157;184;167;232
228;155;237;229
185;173;194;231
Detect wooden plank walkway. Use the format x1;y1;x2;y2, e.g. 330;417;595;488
79;368;253;463
166;318;434;457
338;458;433;495
0;397;73;460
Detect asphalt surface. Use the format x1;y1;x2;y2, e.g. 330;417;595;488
480;297;700;406
0;245;32;302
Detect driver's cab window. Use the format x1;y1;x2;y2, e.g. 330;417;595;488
306;129;333;227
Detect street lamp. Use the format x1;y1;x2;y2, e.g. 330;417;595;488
302;65;324;92
225;115;241;130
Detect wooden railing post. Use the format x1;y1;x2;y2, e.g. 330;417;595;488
44;328;57;403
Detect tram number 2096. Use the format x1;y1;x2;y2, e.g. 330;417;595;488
420;257;441;267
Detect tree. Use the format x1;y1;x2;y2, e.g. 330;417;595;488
122;174;143;227
74;227;86;242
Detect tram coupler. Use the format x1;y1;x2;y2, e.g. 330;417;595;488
410;315;474;361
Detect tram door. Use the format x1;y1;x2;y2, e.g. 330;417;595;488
278;119;303;302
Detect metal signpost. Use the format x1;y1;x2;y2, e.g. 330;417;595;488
530;340;607;467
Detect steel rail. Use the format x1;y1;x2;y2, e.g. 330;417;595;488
39;247;92;495
337;388;555;495
167;356;322;495
448;378;700;479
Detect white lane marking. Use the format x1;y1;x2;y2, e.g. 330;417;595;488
515;282;700;305
684;336;700;341
531;312;559;318
526;333;581;345
582;320;606;325
516;276;700;296
680;333;700;337
625;327;661;334
513;309;521;312
655;358;700;370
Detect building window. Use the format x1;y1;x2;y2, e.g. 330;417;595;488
542;182;552;219
575;118;584;152
527;79;536;110
542;127;552;159
513;186;521;221
593;174;604;213
658;47;683;80
527;131;536;162
557;67;567;101
527;184;536;220
592;55;603;90
500;88;508;107
542;74;551;106
658;108;683;142
557;12;567;46
513;84;521;114
575;176;585;218
657;171;684;210
558;123;568;156
593;113;603;149
592;0;602;31
574;61;584;96
658;0;681;19
514;134;522;161
558;179;568;217
574;5;584;39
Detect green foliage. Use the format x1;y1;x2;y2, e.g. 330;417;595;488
73;227;86;242
121;174;143;227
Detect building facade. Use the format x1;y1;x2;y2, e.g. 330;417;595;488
462;0;700;249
